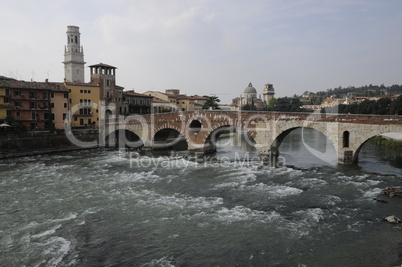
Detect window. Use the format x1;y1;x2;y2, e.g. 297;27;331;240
51;113;55;120
16;111;21;117
63;113;67;120
84;90;87;94
14;90;20;96
14;100;21;107
5;89;9;96
50;92;54;98
51;103;55;108
343;131;350;148
64;93;68;98
64;103;67;108
30;102;36;109
29;91;36;99
44;113;49;120
79;108;92;115
43;92;48;99
4;97;9;103
88;90;91;94
80;90;83;93
106;80;110;86
32;112;36;120
80;119;84;126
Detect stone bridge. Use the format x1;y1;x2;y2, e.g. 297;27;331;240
104;111;402;165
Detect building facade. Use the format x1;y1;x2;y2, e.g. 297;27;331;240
0;76;69;130
123;90;153;115
64;82;100;128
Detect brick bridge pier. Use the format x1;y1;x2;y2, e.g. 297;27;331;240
104;111;402;165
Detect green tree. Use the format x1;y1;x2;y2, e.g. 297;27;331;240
390;95;402;115
202;95;221;110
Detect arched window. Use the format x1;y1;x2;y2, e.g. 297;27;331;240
343;131;350;148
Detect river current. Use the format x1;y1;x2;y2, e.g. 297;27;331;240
1;128;402;267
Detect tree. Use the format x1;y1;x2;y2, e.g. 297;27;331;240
202;95;221;110
390;95;402;115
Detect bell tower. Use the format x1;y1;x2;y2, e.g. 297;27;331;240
63;25;86;83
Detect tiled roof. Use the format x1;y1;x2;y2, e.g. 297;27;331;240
0;78;69;92
124;91;153;98
191;95;207;100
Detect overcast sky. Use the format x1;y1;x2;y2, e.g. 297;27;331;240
1;0;401;103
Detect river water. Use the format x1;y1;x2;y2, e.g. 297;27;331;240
1;128;402;267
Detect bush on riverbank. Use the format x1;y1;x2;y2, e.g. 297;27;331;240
370;136;402;149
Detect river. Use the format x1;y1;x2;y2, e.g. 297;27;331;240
1;128;402;267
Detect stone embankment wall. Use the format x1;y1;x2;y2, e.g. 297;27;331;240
0;130;99;158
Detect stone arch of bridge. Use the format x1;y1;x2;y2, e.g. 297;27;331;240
105;129;143;148
203;124;257;153
353;130;402;163
152;127;189;151
270;124;336;157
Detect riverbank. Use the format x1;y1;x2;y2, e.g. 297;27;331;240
372;135;402;149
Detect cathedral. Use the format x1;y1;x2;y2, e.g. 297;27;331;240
231;82;275;110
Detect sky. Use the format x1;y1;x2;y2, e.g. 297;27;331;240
1;0;401;103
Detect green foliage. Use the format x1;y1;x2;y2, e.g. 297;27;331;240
390;95;402;115
266;97;309;112
202;96;221;110
242;103;257;111
370;136;402;149
327;96;400;115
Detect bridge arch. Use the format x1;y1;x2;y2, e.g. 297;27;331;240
105;129;143;148
152;127;188;151
353;131;402;163
203;124;256;153
270;124;337;158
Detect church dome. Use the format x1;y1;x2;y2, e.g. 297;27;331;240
244;82;257;94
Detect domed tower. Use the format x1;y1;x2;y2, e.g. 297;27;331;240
243;82;257;104
63;25;86;83
263;83;275;105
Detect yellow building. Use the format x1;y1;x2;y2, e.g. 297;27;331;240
176;95;195;111
0;86;10;120
64;82;100;128
144;91;179;112
50;84;70;129
143;89;199;112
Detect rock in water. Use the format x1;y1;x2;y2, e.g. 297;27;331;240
383;215;402;224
